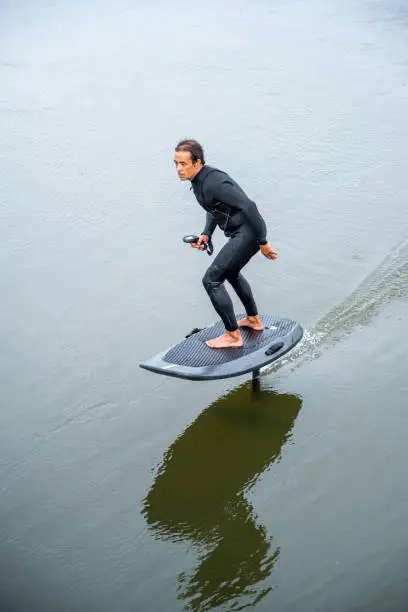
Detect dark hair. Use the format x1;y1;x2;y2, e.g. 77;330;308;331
175;139;205;165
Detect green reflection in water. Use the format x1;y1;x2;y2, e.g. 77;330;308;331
142;384;302;610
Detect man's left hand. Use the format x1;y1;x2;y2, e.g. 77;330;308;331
260;243;278;260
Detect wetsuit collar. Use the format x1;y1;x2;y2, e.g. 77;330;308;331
191;165;213;184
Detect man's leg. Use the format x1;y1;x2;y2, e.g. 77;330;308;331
202;260;242;347
226;271;264;331
202;232;260;348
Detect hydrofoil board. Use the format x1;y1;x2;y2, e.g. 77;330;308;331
139;314;303;381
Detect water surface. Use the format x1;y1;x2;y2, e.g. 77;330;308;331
1;0;408;610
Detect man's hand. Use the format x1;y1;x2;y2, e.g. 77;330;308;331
191;234;209;250
260;243;278;260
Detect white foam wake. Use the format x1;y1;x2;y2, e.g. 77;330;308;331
264;238;408;375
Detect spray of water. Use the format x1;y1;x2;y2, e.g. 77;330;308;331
264;238;408;375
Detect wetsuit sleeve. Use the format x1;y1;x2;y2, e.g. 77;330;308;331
207;178;268;244
202;212;217;238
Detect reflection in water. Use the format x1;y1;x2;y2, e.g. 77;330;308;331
142;385;302;610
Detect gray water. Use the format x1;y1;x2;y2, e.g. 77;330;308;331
1;0;408;610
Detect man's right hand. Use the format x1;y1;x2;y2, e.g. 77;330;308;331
191;234;209;250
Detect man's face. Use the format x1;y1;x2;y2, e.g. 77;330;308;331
174;150;202;181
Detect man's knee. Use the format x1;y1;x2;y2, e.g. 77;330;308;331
202;266;224;294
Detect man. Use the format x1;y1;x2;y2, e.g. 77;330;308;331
174;139;277;349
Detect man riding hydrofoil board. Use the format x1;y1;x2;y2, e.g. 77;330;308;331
175;139;277;349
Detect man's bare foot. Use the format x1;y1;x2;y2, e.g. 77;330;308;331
237;315;264;331
206;330;243;349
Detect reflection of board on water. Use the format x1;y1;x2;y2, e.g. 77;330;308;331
139;314;303;382
142;385;302;611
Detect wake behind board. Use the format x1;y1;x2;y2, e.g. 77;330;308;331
139;314;303;381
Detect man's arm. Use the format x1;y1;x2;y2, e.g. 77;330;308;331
202;212;217;239
191;213;217;251
207;177;267;244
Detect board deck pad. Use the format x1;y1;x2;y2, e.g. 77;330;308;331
140;314;303;381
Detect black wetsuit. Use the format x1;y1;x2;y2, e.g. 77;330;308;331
191;165;268;332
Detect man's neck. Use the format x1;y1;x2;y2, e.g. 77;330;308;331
191;164;205;182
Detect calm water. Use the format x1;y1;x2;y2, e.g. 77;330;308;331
1;0;408;610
